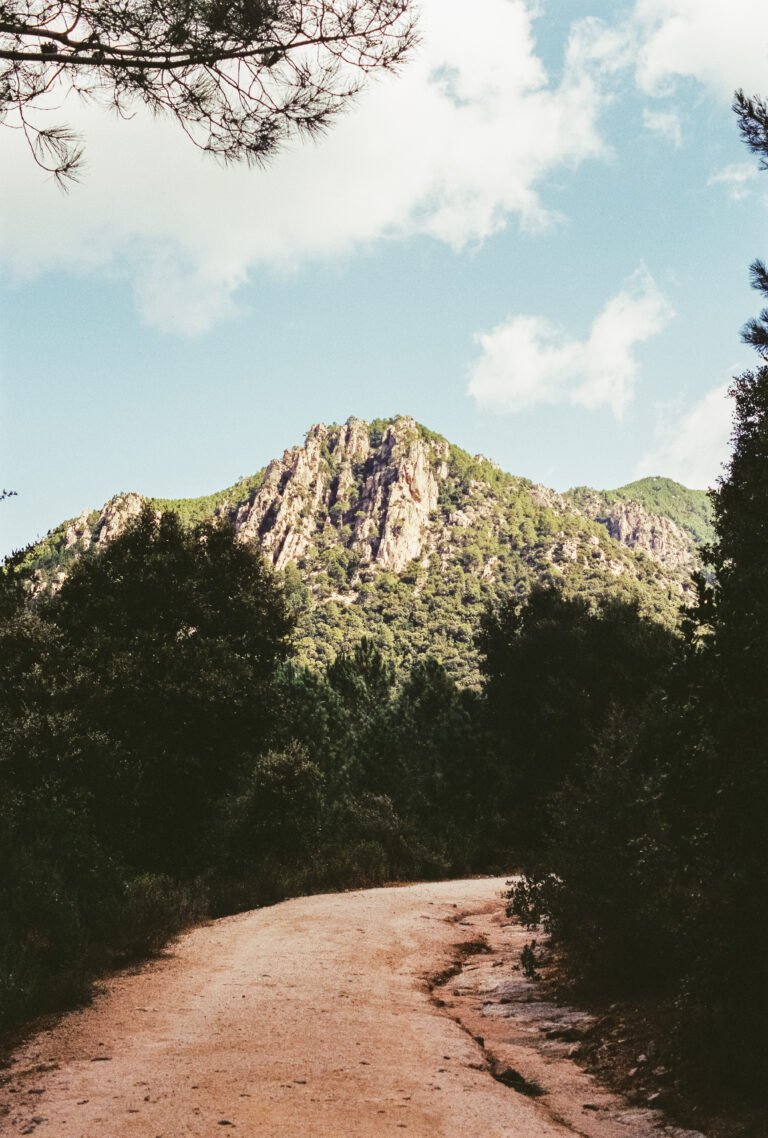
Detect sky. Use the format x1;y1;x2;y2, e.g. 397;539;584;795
2;0;768;558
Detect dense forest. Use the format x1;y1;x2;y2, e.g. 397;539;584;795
2;92;768;1131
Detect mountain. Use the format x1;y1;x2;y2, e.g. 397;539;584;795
24;417;709;685
565;477;713;576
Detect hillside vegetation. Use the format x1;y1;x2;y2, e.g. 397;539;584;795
24;418;698;686
0;504;678;1034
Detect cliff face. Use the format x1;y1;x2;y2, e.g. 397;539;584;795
49;418;453;593
567;490;697;574
565;479;713;576
603;503;695;573
27;417;705;682
61;492;148;558
51;419;707;586
233;419;446;573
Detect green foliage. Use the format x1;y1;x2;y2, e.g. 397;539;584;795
508;387;768;1090
3;0;417;186
327;637;395;711
38;508;294;876
0;502;511;1032
19;415;690;709
0;506;296;1028
440;441;512;506
149;468;266;527
612;477;713;544
23;469;270;584
0;417;715;1064
289;443;683;688
478;585;679;854
21;415;687;690
508;700;693;991
115;875;209;957
215;745;324;868
0;784;116;1023
367;417;392;447
670;363;768;1094
20;511;100;582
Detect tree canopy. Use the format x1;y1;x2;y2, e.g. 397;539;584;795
0;0;416;184
14;507;295;875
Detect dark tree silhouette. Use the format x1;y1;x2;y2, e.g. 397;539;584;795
477;585;676;850
734;91;768;356
734;90;768;168
0;0;417;185
37;506;294;875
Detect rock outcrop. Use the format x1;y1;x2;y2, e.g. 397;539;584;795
39;419;707;589
61;492;147;558
570;489;699;574
233;418;447;573
603;502;695;572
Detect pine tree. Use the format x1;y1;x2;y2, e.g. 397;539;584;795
1;0;416;185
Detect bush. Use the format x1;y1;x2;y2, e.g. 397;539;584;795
112;874;209;957
509;703;691;994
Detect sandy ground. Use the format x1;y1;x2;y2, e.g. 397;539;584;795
0;879;707;1138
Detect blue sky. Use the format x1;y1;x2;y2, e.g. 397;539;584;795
2;0;768;558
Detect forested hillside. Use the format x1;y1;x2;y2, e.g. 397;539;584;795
6;2;768;1134
7;402;766;1133
0;501;679;1030
25;418;699;684
3;417;701;1030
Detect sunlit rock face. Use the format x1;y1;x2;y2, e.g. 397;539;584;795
233;417;447;573
568;488;701;574
37;418;707;587
59;492;146;555
603;503;695;572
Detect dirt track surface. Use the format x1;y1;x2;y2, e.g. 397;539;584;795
0;879;706;1138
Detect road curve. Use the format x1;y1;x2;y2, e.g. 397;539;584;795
0;879;598;1137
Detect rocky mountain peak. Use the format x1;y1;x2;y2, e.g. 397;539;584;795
234;416;448;572
25;418;713;681
62;492;146;555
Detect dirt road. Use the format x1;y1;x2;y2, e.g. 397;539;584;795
0;879;705;1138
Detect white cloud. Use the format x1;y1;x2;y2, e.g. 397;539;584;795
0;0;613;334
708;162;760;201
636;382;732;488
563;16;634;77
468;268;674;419
534;2;768;108
5;1;765;335
642;107;683;147
631;0;768;97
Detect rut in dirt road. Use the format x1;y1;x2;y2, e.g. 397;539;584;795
0;879;705;1138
